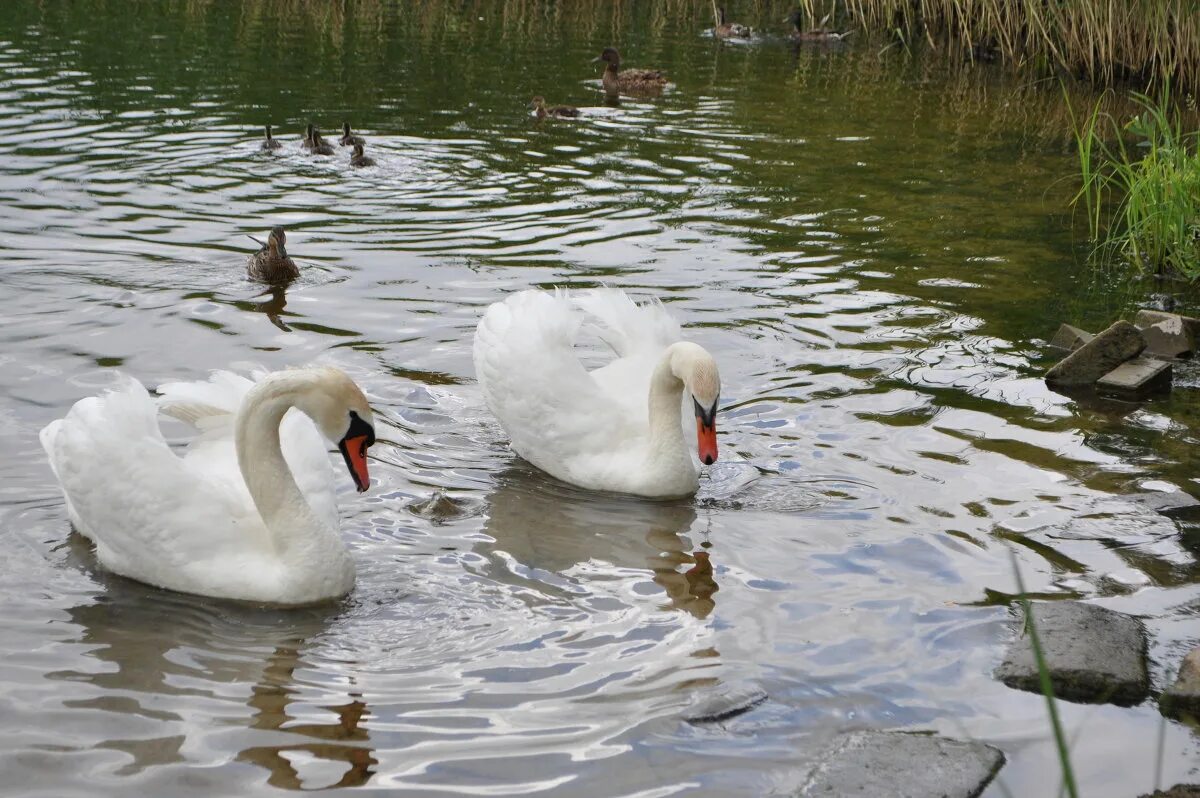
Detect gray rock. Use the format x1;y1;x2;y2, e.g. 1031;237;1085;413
798;731;1004;798
1128;490;1200;519
1045;320;1146;388
995;601;1149;706
1160;647;1200;720
1096;356;1172;399
683;685;768;724
1134;310;1193;358
1048;323;1094;352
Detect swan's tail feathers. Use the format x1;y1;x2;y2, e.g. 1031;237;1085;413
39;419;63;476
157;370;256;428
571;288;681;357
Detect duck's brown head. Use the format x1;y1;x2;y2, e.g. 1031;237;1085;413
529;96;546;109
593;47;620;68
265;124;273;139
343;121;352;136
305;123;315;141
784;9;804;28
718;6;728;24
268;226;287;256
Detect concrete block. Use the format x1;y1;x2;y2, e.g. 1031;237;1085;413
1134;310;1193;358
1048;323;1094;352
798;731;1004;798
1046;320;1145;387
995;601;1149;706
1096;356;1172;399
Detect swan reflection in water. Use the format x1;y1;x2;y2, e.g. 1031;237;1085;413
48;551;376;790
479;463;719;619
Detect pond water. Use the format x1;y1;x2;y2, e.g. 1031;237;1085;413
2;2;1199;796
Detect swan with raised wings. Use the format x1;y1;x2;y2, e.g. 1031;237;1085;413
474;289;720;498
40;366;376;604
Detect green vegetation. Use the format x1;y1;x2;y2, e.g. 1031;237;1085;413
1071;87;1200;281
812;0;1200;90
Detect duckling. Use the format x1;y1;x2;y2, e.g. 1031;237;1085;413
339;121;365;147
260;124;282;151
784;9;852;42
530;96;580;120
713;5;752;38
593;48;667;96
247;226;300;283
349;143;375;167
302;124;335;156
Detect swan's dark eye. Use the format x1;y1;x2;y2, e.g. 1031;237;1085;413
346;410;376;447
692;397;718;428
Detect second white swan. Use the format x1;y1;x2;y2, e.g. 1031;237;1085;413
474;288;721;498
40;366;376;604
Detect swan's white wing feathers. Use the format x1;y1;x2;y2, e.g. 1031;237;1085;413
474;290;644;486
571;288;681;357
42;376;268;584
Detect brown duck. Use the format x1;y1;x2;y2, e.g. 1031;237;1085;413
784;9;852;42
714;6;752;38
593;48;667;96
247;226;300;283
530;96;580;120
260;124;282;151
302;124;335;155
349;143;375;167
339;122;365;147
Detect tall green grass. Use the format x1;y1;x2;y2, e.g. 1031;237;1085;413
1071;87;1200;281
813;0;1200;91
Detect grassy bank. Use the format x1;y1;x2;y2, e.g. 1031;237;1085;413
807;0;1200;90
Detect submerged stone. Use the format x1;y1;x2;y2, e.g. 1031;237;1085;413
683;685;768;725
1048;323;1094;352
1160;647;1200;720
1045;320;1145;388
995;600;1149;706
1096;356;1172;399
797;731;1004;798
1134;309;1193;359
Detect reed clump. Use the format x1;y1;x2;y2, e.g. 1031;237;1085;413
815;0;1200;90
1072;87;1200;282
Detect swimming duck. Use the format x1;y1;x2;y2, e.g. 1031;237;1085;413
40;366;377;604
302;124;335;156
714;6;752;38
593;48;667;96
247;226;300;283
349;143;375;168
474;288;721;498
530;96;580;120
784;9;852;42
260;124;282;151
339;122;365;147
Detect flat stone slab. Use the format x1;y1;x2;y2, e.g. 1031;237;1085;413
1135;309;1194;358
1048;323;1094;352
1160;647;1200;720
995;601;1149;706
798;731;1004;798
1097;356;1172;399
1046;320;1145;388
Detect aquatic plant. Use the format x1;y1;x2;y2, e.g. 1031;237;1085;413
814;0;1200;90
1071;86;1200;282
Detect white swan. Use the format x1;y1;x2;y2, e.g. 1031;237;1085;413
474;288;720;498
39;366;377;605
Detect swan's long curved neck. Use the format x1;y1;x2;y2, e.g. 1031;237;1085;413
647;348;691;475
235;378;324;557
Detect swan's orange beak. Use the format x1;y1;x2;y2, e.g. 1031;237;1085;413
696;419;718;465
339;435;372;492
338;412;376;493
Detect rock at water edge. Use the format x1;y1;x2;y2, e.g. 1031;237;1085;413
1160;647;1200;720
1048;323;1094;352
995;601;1149;706
1134;309;1194;359
1045;320;1145;388
797;731;1004;798
1096;356;1172;399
